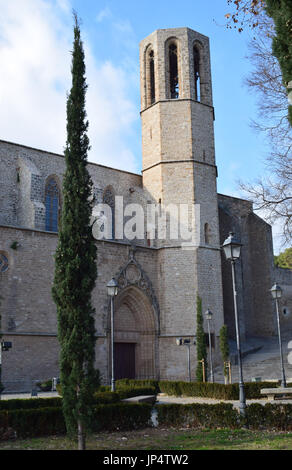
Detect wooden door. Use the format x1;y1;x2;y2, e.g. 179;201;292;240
114;343;136;380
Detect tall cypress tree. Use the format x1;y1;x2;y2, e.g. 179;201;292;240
265;0;292;125
52;13;97;450
195;295;207;382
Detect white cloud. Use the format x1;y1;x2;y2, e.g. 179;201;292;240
96;6;112;23
0;0;139;173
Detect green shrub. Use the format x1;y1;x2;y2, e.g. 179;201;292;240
158;380;280;400
1;400;292;440
0;407;65;439
92;403;152;432
36;379;54;392
157;403;240;429
98;385;111;392
245;403;292;431
0;397;62;411
93;391;120;404
0;403;152;439
116;379;160;393
116;385;157;400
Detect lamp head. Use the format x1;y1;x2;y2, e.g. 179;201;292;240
205;309;213;321
270;283;282;300
107;278;118;297
222;232;242;261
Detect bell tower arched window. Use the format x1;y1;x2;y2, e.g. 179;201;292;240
169;43;179;99
149;50;155;105
45;177;60;232
193;45;201;102
103;187;115;239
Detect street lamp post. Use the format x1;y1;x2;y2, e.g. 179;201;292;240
222;232;246;416
107;278;118;392
205;309;214;383
270;283;287;388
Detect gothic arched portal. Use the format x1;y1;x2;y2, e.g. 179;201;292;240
111;286;157;380
106;248;160;381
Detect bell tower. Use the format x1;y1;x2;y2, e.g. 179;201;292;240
139;28;224;380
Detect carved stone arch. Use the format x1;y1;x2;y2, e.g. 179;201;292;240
104;247;160;380
165;36;181;99
111;247;160;334
192;39;207;103
144;43;156;107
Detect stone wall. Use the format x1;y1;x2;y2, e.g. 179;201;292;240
0;225;159;391
218;194;276;340
274;266;292;333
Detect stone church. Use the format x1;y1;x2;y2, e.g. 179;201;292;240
0;27;291;392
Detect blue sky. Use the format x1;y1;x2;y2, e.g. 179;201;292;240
71;0;268;197
0;0;281;249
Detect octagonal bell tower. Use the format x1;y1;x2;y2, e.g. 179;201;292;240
139;28;224;380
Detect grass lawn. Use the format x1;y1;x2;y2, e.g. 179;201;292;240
0;428;292;450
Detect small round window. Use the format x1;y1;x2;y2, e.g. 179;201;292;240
282;307;290;317
0;252;9;273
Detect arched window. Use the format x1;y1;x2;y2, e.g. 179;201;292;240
103;187;115;239
169;43;179;99
149;50;155;104
0;252;9;273
204;223;211;245
193;45;201;102
45;177;60;232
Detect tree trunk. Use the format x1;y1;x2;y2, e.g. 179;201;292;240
78;420;86;450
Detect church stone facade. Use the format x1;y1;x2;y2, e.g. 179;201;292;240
0;27;291;392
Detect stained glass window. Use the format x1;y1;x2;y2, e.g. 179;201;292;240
45;178;60;232
0;252;8;273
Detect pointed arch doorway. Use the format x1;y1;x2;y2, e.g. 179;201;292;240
110;285;158;380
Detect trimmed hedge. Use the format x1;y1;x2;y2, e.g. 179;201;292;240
0;403;152;439
245;403;292;431
157;403;239;429
111;379;289;400
0;407;66;439
116;379;160;394
1;400;292;440
157;402;292;431
158;380;283;400
0;397;62;411
92;403;152;432
2;402;292;440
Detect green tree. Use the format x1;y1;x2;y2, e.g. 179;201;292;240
196;295;207;382
265;0;292;125
225;1;292;125
52;13;98;451
274;247;292;269
219;325;230;384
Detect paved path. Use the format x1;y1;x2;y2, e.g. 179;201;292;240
0;392;59;400
156;394;292;409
